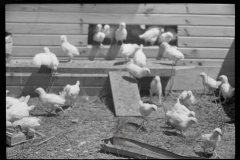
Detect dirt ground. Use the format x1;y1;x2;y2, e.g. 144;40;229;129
6;91;235;159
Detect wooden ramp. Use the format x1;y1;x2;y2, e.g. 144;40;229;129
109;71;141;117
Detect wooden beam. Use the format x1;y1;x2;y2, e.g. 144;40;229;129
11;57;235;67
12;34;88;46
5;4;235;15
6;59;176;76
139;65;235;90
155;59;235;67
6;65;235;97
11;46;235;59
178;26;235;37
6;86;111;97
6;23;89;35
11;35;234;48
6;73;108;86
178;37;235;48
6;11;235;26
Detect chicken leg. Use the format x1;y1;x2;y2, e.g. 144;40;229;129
100;43;104;48
67;55;73;63
212;147;220;158
136;119;145;133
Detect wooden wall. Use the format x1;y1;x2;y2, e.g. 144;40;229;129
6;4;235;95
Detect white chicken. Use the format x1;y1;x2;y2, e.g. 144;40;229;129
93;24;106;48
35;87;66;115
139;26;163;46
6;104;36;123
160;42;184;65
119;43;139;63
158;31;174;44
125;59;151;82
7;95;30;110
12;117;41;137
160;42;184;89
179;90;196;108
218;75;235;104
133;44;147;67
32;47;59;75
149;75;162;104
201;128;223;158
199;72;221;101
115;22;127;45
61;35;80;63
173;98;195;117
103;24;116;45
136;100;158;132
61;81;80;108
6;96;27;109
165;107;198;136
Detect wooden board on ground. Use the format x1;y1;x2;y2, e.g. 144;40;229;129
109;71;141;117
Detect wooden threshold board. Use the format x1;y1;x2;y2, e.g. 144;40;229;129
6;59;176;76
109;71;141;117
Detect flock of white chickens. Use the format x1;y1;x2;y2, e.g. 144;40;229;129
30;22;182;78
137;72;234;158
6;22;234;158
6;80;80;137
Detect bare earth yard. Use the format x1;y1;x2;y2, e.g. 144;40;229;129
6;91;235;159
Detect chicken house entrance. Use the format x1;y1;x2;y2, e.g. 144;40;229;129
88;24;178;46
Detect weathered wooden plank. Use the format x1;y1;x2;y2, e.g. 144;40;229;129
11;46;235;59
136;66;235;90
5;23;89;35
11;56;234;67
150;65;234;90
6;66;235;97
109;71;141;116
6;86;111;97
178;37;235;48
6;11;235;26
6;59;176;76
153;59;235;67
5;4;235;15
6;73;108;86
177;48;235;59
12;34;88;46
178;26;235;37
173;66;235;89
11;35;235;50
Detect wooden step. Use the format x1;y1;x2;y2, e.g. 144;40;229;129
109;71;141;117
6;64;234;98
6;59;176;76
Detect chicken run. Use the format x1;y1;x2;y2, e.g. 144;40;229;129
6;23;235;159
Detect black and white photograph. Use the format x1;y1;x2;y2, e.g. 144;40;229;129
6;3;235;159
